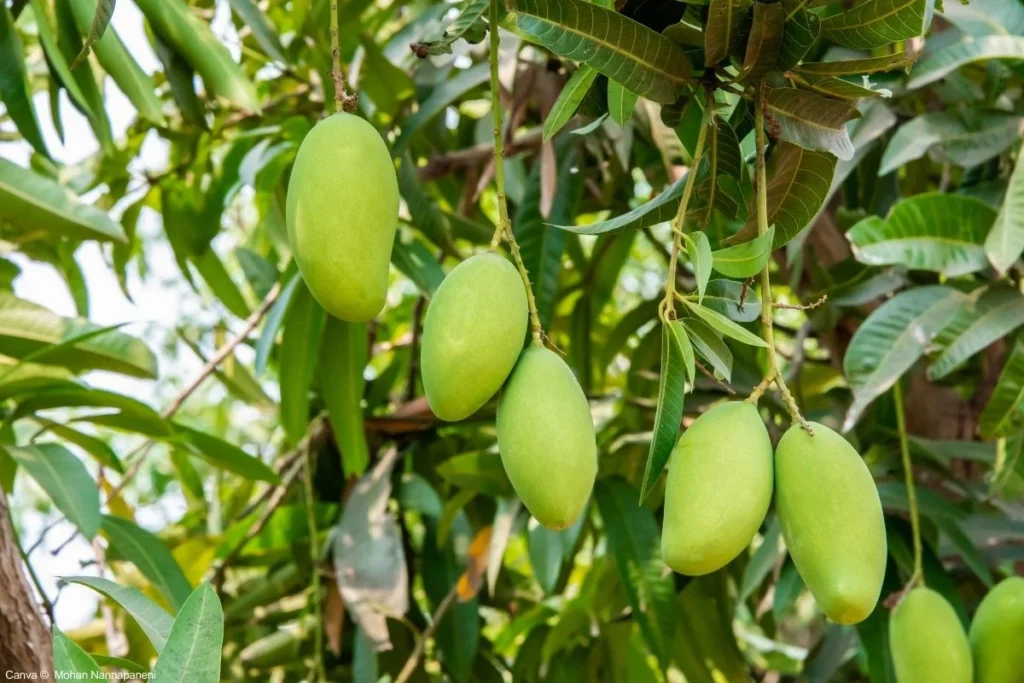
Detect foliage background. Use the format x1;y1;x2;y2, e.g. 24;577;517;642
0;0;1022;680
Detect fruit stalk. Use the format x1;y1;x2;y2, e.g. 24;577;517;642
753;86;809;432
661;89;714;321
893;379;924;589
330;0;357;113
487;0;543;342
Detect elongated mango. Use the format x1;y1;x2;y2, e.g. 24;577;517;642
421;253;528;421
661;401;773;575
775;422;886;624
890;587;972;683
497;345;596;529
969;576;1024;683
287;113;399;322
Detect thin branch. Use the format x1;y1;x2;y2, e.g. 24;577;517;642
773;294;828;311
330;0;358;113
695;359;736;395
418;130;546;182
302;448;326;683
394;582;460;683
894;380;924;590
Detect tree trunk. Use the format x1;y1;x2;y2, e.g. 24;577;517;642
0;487;53;674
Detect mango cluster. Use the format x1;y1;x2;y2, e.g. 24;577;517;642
662;404;887;625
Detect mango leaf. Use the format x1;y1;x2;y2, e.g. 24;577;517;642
705;0;752;66
735;142;837;248
979;337;1024;438
0;158;125;242
843;286;965;431
738;1;784;82
103;515;193;611
11;444;100;540
70;0;114;67
30;418;122;473
174;425;280;483
0;4;50;158
15;386;172;437
794;73;892;100
399;154;455;252
320;318;370;477
684;301;768;348
880;113;1024;176
681;317;733;381
228;0;288;63
821;0;928;50
908;35;1024;89
551;171;688;235
639;322;688;502
712;226;775;278
798;50;917;76
846;193;996;277
544;67;599;141
608;80;639;125
766;88;860;161
410;0;487;56
61;575;174;652
738;516;783;603
985;149;1024;273
779;0;820;70
393;62;490;152
392;235;445;296
691;120;744;227
508;0;692;104
683;232;712;304
930;289;1024;380
91;656;149;675
53;626;102;677
703;279;761;322
253;271;299;376
279;281;326;447
152;583;224;683
942;0;1024;37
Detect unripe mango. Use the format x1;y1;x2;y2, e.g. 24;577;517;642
661;402;773;575
890;587;973;683
497;345;596;529
286;113;398;322
421;253;528;421
775;423;886;624
969;576;1024;683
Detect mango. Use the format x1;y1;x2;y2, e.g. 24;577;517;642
661;401;773;575
497;345;597;529
774;422;886;624
969;576;1024;683
421;253;528;421
286;113;398;322
890;587;973;683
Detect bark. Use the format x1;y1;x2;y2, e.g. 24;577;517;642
0;487;52;675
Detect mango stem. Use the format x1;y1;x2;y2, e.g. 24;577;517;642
329;0;358;113
893;379;925;588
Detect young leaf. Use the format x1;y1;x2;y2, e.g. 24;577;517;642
846;193;996;277
681;317;733;381
320;318;370;477
70;0;114;68
61;575;174;652
102;515;193;612
985;149;1024;273
683;232;712;304
908;35;1024;89
53;626;103;677
279;281;326;447
410;0;488;56
843;286;965;430
544;66;599;141
31;0;94;115
821;0;929;50
930;288;1024;380
11;444;101;540
979;336;1024;438
640;321;688;502
0;4;50;158
508;0;692;104
152;583;224;683
607;80;639;125
703;279;762;322
712;226;775;278
766;88;860;161
685;301;768;348
705;0;753;66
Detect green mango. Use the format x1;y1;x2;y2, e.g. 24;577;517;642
661;401;773;575
286;113;398;322
497;344;596;529
775;422;886;624
970;576;1024;683
421;253;528;421
890;587;973;683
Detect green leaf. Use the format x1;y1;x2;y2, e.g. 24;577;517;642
738;516;782;603
779;0;820;70
766;88;860;161
738;1;784;82
279;281;326;447
685;300;768;348
843;286;965;430
943;0;1024;37
691;120;744;227
846;193;996;276
705;0;752;66
979;336;1024;438
908;35;1024;89
15;385;172;437
254;271;299;376
320;318;370;477
0;158;125;242
91;656;150;674
393;62;490;152
821;0;928;50
399;154;455;252
152;583;224;683
935;518;994;587
712;226;775;278
61;575;174;652
102;515;193;612
880;113;1023;176
703;279;761;322
175;425;280;483
11;444;100;540
410;0;488;56
682;231;712;304
192;248;251;319
608;80;639;125
392;235;445;296
794;73;892;100
0;3;50;158
681;317;733;381
640;321;688;502
544;66;599;141
30;418;122;473
53;626;103;677
735;142;837;248
228;0;288;63
930;288;1024;380
70;0;114;68
32;0;93;115
508;0;692;104
551;171;689;235
985;148;1024;273
798;50;917;76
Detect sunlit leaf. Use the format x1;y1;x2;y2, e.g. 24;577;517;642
411;0;488;56
683;231;712;304
61;575;174;652
11;444;100;540
880;113;1023;176
703;279;761;322
103;515;193;612
70;0;114;68
228;0;288;63
640;321;687;502
821;0;929;50
320;318;370;477
681;317;733;381
798;50;917;76
685;300;767;348
393;63;490;152
152;583;224;683
551;171;689;235
0;4;50;158
608;80;639;125
53;626;102;677
279;281;326;447
175;425;280;483
712;226;775;278
392;235;445;296
930;288;1024;380
979;337;1024;438
544;66;599;141
985;149;1024;274
766;88;860;161
908;35;1024;89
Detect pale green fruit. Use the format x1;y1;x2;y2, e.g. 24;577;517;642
890;587;973;683
661;402;773;576
497;345;596;529
421;253;528;421
970;576;1024;683
775;422;886;624
286;113;398;322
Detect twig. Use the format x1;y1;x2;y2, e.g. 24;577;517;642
302;447;326;682
330;0;358;113
773;294;828;311
695;359;736;394
406;296;427;401
418;130;546;181
893;380;924;594
394;582;460;683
